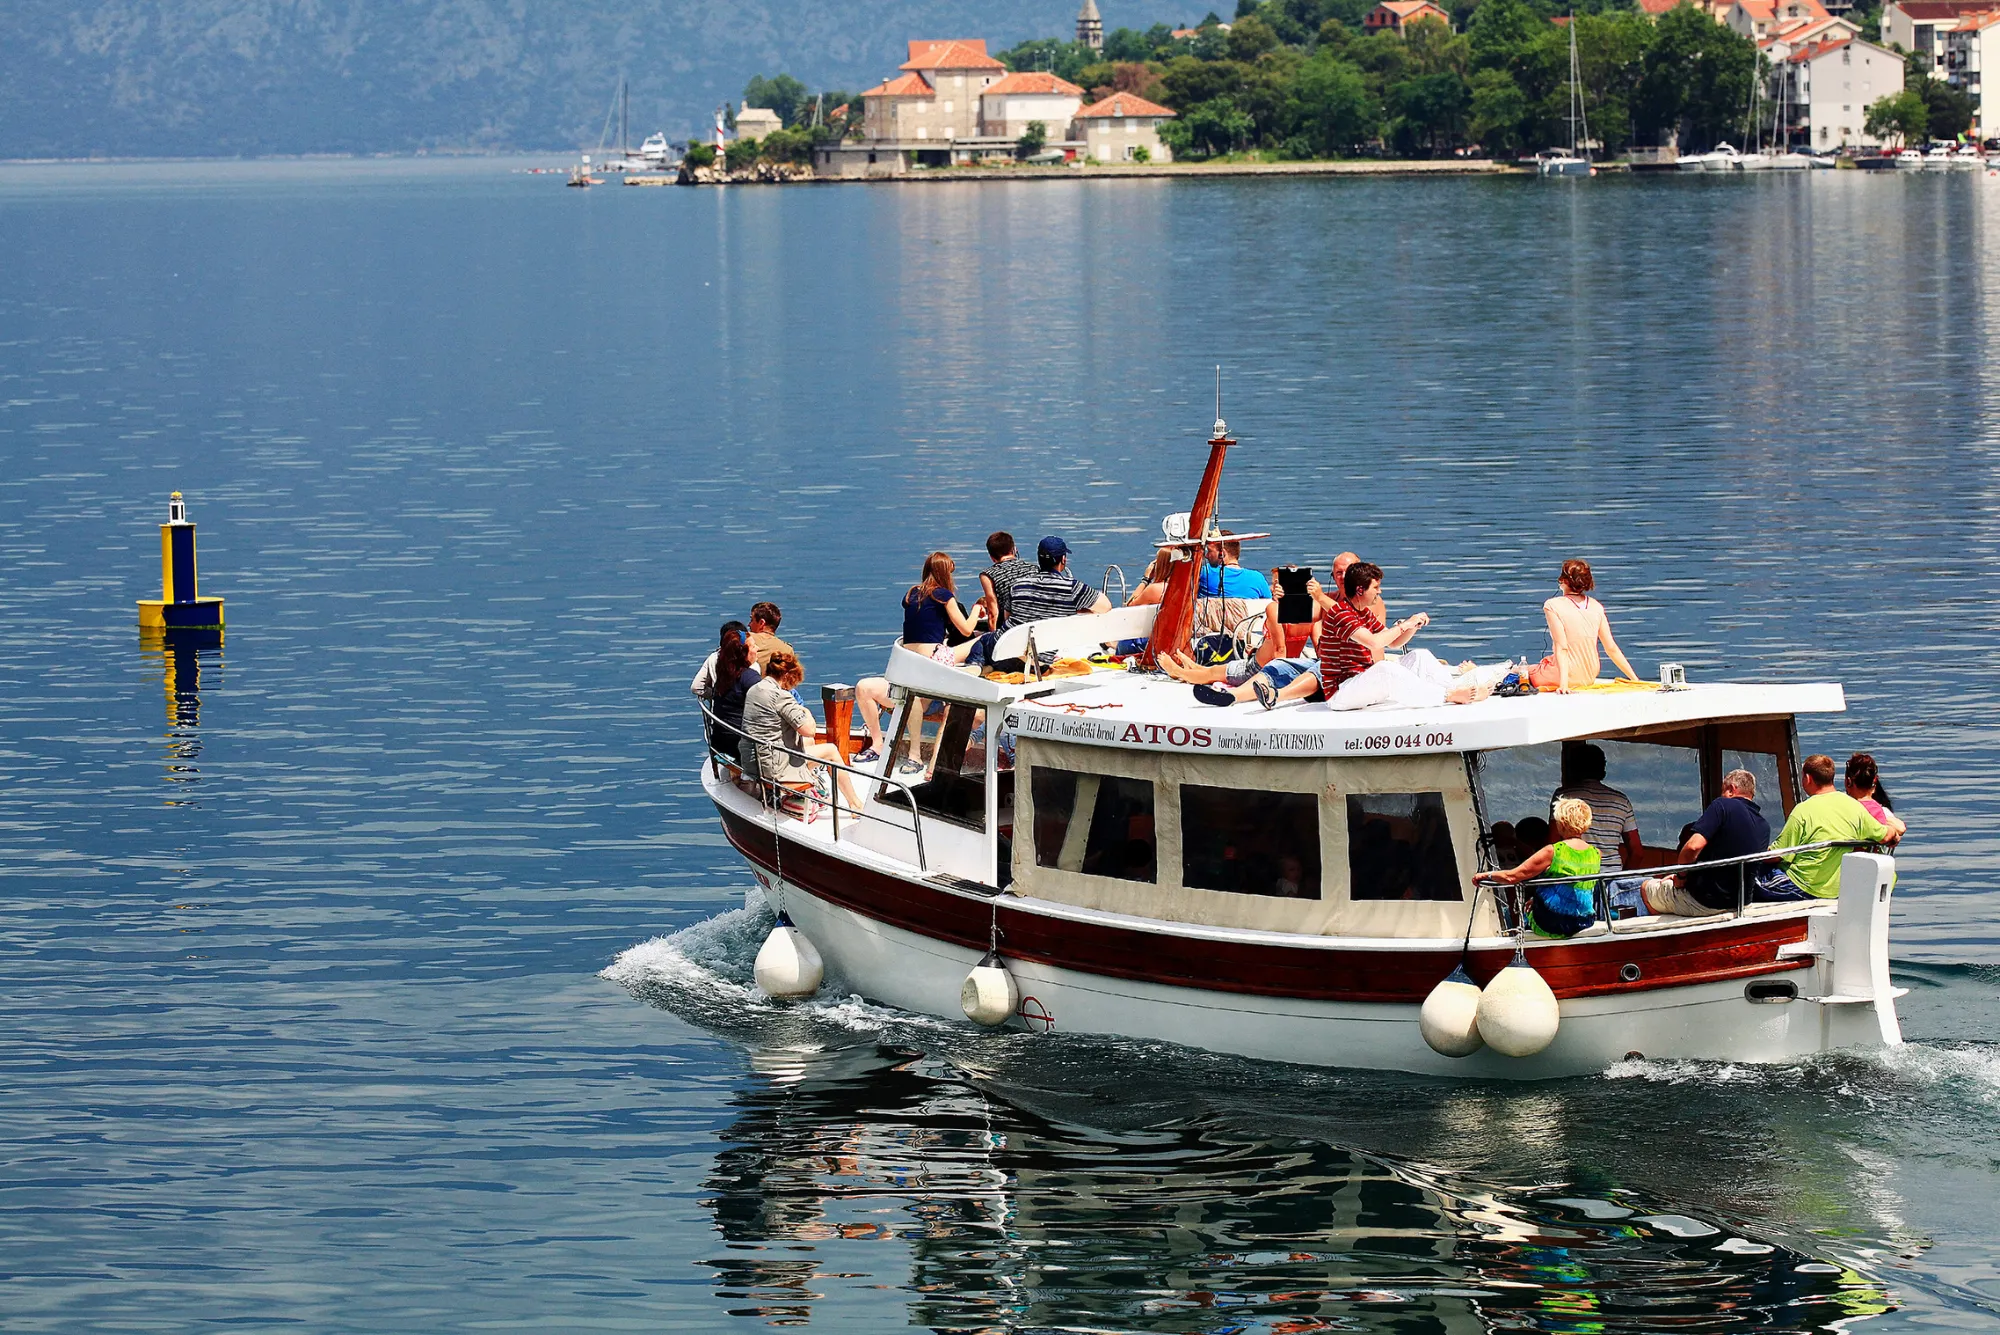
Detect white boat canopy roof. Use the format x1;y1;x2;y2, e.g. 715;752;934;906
1000;674;1843;759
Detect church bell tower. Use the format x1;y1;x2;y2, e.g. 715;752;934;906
1076;0;1104;50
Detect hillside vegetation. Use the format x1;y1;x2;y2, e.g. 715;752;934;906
0;0;1186;158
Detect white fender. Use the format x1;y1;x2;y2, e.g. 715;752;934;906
1476;956;1560;1057
1419;963;1485;1057
960;951;1019;1026
753;914;823;999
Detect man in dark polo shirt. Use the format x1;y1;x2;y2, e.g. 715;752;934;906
1645;769;1773;914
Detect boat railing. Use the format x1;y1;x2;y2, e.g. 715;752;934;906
1491;838;1886;936
1101;563;1128;606
696;697;929;872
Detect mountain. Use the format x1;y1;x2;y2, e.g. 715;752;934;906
1;0;1194;159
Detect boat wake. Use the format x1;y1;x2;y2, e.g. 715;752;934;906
599;899;959;1047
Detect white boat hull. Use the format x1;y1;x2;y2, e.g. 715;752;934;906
755;863;1902;1081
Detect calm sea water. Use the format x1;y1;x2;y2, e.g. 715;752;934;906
2;157;1998;1332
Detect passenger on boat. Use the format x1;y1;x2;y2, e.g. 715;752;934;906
958;536;1110;671
700;621;761;768
1187;530;1273;661
1476;797;1600;938
1532;560;1641;693
1127;550;1173;607
1846;752;1906;847
1003;537;1112;625
1513;816;1551;853
747;602;794;673
1771;754;1892;899
1552;742;1643;874
690;603;783;698
1184;653;1323;709
1638;769;1787;915
1198;532;1272;600
744;649;862;813
852;552;983;762
1319;563;1492;710
976;531;1036;628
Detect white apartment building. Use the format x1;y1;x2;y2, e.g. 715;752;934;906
1772;36;1908;146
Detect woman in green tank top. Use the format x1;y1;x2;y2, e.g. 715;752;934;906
1475;797;1601;937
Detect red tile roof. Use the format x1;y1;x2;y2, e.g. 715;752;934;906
1786;33;1854;58
1889;0;2000;18
900;39;1005;71
862;71;934;99
1076;92;1176;119
1637;0;1686;14
981;71;1085;97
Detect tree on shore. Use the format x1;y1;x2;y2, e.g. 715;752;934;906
1018;120;1049;158
1864;89;1928;146
742;0;1763;162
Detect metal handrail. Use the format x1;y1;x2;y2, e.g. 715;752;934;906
1483;838;1884;934
1101;563;1128;606
697;695;929;872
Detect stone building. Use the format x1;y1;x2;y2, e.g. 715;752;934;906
1075;91;1177;161
979;72;1087;140
860;40;1006;143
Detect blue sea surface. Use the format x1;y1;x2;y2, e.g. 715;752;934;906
1;157;1998;1331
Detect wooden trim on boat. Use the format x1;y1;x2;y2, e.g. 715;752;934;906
717;804;1812;1004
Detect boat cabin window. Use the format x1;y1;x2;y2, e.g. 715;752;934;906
880;694;986;830
1030;767;1156;883
1180;785;1321;899
1346;792;1462;901
1473;722;1797;869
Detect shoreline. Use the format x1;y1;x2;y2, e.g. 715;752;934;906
667;158;1529;186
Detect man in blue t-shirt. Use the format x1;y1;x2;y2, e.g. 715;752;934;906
1197;532;1273;601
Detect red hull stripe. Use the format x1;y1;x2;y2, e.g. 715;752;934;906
719;806;1810;1004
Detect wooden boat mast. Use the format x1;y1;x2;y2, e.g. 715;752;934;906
1141;372;1236;668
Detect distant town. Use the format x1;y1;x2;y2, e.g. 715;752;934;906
579;0;1996;182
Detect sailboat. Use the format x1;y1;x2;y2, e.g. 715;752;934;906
1538;16;1594;176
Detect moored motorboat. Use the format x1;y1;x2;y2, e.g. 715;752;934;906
1702;142;1745;171
699;418;1906;1080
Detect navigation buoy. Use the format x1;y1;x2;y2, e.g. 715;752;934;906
1419;962;1485;1057
960;951;1018;1026
137;491;225;635
753;912;822;999
1476;955;1560;1057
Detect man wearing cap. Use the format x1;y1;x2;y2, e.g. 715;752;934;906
1001;537;1112;628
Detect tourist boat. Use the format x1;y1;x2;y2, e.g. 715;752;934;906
700;419;1905;1080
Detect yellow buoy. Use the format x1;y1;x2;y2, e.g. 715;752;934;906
137;492;224;634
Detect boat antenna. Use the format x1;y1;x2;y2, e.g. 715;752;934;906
1212;365;1225;439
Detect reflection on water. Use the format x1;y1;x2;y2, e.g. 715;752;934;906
139;629;217;798
698;1041;1893;1332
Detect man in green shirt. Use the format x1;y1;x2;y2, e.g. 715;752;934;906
1773;753;1892;898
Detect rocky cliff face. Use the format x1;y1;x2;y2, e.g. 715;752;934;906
1;0;1185;159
